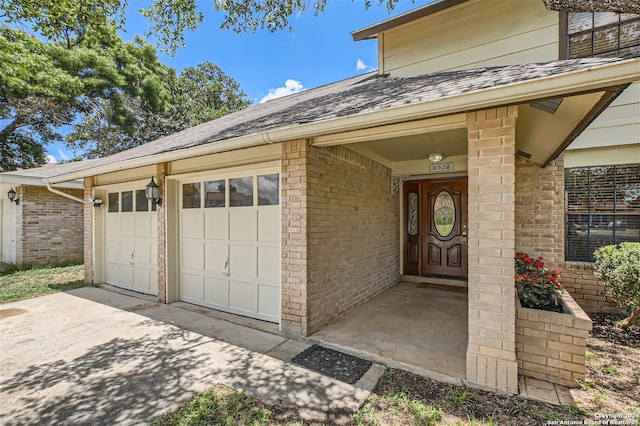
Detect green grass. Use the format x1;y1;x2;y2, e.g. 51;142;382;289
0;265;85;303
152;385;279;426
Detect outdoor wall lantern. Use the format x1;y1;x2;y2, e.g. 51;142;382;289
428;153;444;163
7;188;19;205
145;177;162;207
91;198;103;208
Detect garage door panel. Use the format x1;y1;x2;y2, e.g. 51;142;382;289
182;210;204;240
179;169;280;323
133;267;151;292
181;273;203;301
229;244;256;276
120;241;134;264
119;264;134;285
134;242;151;264
106;215;120;235
258;208;279;242
229;280;255;313
134;214;152;238
106;240;120;262
182;242;204;270
258;246;279;280
229;209;257;241
258;284;279;319
120;214;135;236
204;277;228;306
204;209;228;240
204;243;228;272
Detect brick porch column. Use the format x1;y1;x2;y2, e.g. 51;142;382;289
280;140;310;337
466;106;518;393
156;163;168;303
83;177;94;283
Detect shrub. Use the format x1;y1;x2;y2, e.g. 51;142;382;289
593;242;640;329
515;252;563;312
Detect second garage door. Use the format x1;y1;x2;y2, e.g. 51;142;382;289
179;169;280;323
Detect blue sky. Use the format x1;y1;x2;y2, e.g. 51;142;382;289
47;0;426;162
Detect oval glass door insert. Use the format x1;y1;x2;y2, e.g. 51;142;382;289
434;191;455;237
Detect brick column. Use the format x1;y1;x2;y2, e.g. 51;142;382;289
83;177;94;283
280;140;310;337
466;106;518;393
156;163;168;303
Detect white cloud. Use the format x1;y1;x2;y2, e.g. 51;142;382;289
260;79;304;103
356;59;368;71
57;149;70;161
45;155;58;163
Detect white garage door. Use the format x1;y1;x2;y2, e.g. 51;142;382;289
105;187;158;295
179;169;280;323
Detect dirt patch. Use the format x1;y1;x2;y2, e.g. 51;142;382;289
0;308;27;320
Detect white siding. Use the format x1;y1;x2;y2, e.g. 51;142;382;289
1;197;17;264
381;0;559;76
567;82;640;151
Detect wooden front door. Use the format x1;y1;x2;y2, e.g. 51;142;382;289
403;177;468;278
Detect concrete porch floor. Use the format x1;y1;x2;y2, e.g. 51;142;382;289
308;281;468;384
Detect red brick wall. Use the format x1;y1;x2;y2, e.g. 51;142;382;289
16;185;84;267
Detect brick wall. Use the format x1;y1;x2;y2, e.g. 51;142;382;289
514;155;617;312
16;185;84;267
281;140;311;336
466;106;519;394
280;140;400;337
306;145;400;335
561;262;617;311
515;156;564;268
156;163;168;303
516;292;592;387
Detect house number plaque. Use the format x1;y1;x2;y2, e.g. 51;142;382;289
429;162;454;173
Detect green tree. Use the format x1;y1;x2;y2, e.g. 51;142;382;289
1;0;404;54
0;25;170;170
67;61;250;158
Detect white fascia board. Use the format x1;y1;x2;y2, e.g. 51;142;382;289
0;174;83;188
48;58;640;184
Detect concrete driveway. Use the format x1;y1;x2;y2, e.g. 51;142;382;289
0;287;377;425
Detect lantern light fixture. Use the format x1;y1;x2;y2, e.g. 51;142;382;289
7;188;19;205
428;153;444;163
145;177;162;207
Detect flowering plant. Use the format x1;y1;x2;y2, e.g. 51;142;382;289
515;252;563;312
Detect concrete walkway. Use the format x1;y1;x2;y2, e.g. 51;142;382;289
0;287;382;425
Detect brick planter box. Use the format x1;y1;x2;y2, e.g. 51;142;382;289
515;290;592;387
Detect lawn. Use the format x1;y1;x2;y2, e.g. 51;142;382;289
0;265;86;303
153;312;639;425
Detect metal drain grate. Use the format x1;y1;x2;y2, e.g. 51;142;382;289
292;344;372;384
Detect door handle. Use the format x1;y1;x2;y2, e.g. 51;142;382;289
223;257;230;276
462;224;467;242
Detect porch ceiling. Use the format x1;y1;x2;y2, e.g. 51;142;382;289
312;88;617;167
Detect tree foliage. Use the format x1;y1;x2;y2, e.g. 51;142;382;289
1;0;405;54
593;242;640;329
0;25;249;169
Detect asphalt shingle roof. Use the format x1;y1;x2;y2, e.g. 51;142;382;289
44;57;625;179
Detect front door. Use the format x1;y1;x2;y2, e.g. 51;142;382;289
403;177;468;278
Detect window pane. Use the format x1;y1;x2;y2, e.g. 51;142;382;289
204;180;225;208
121;191;133;212
229;177;253;207
136;190;148;212
183;183;201;209
569;33;593;58
593;12;619;27
569;12;593;34
108;193;119;213
258;174;279;206
620;20;640;48
566;164;640;262
593;26;619;55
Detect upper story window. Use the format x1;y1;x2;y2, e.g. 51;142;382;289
567;12;640;58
